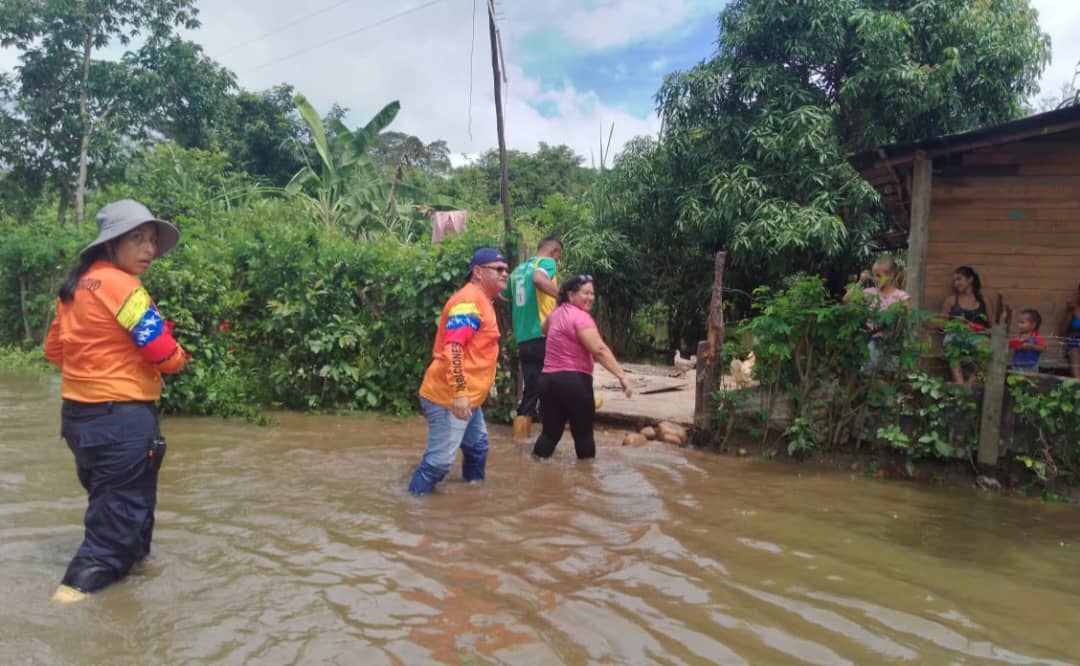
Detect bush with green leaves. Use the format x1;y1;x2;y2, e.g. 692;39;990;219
0;220;90;345
741;275;923;449
875;372;979;475
714;276;993;469
941;319;992;380
1008;376;1080;486
0;143;518;422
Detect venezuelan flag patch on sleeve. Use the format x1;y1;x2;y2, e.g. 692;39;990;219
116;287;153;331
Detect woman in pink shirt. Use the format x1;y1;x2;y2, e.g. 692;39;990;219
533;275;632;460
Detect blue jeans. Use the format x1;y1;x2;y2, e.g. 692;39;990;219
408;397;488;495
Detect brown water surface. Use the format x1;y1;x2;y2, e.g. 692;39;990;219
2;372;1078;664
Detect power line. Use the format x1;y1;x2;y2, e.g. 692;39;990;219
217;0;361;57
244;0;449;73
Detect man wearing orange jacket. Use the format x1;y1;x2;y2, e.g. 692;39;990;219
409;248;508;495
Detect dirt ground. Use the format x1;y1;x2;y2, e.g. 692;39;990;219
593;363;697;426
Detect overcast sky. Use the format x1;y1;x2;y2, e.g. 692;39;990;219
2;0;1078;165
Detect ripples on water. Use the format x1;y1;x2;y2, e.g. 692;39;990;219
2;373;1078;664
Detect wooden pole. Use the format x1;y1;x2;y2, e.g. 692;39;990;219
487;5;512;261
978;294;1009;466
907;152;932;310
694;252;727;440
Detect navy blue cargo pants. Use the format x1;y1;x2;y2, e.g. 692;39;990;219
59;400;165;593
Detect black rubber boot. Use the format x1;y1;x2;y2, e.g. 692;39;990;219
61;559;121;594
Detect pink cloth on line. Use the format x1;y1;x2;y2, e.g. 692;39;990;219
543;303;597;375
431;211;468;243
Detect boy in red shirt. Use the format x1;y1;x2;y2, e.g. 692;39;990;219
1009;309;1046;373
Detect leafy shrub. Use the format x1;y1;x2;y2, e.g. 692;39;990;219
1009;376;1080;486
714;276;990;469
875;372;978;474
743;275;923;448
0;345;51;373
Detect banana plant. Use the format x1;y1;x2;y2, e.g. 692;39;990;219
285;93;402;232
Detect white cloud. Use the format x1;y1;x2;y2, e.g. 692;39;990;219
183;0;663;163
1030;0;1080;99
512;0;710;50
3;0;1076;171
649;56;671;72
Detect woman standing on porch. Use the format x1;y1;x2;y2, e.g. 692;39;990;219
939;265;993;384
1059;282;1080;379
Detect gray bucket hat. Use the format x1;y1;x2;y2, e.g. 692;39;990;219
80;199;180;259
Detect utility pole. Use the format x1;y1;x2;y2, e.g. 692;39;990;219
487;2;520;413
487;1;512;261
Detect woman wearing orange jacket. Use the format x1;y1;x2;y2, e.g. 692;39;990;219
44;200;187;602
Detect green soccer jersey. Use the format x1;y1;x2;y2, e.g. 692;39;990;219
503;256;557;343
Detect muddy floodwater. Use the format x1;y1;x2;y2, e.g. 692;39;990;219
2;372;1078;665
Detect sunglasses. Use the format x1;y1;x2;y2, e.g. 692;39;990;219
576;274;593;282
481;264;510;275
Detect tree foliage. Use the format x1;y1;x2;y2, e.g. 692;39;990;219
210;85;314;187
654;0;1050;282
369;131;452;179
0;0;227;223
451;143;595;213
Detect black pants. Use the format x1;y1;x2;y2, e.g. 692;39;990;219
516;337;546;418
59;401;165;593
532;371;595;459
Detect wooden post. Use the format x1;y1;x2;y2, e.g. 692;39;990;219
694;252;726;438
978;294;1009;466
694;340;711;429
907;152;932;310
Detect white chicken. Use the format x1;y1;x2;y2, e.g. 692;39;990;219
730;352;757;389
673;350;697;377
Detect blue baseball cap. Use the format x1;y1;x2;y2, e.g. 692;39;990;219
463;247;507;283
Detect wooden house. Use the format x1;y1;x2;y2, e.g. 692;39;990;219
852;105;1080;355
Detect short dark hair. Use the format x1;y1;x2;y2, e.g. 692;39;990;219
538;236;562;252
1019;308;1042;330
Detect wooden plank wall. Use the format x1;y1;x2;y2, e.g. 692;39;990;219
923;133;1080;337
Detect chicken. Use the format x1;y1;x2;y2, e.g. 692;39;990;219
673;350;697;377
730;352;757;389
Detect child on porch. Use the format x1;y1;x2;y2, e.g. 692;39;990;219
845;255;909;372
1009;309;1046;374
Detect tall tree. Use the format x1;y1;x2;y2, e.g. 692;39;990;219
369;131;451;179
210;85;313;187
655;0;1050;282
128;37;237;149
452;143;595;213
0;0;201;224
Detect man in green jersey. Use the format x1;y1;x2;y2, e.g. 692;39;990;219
502;236;561;439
